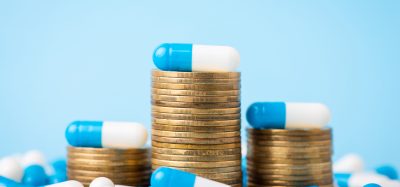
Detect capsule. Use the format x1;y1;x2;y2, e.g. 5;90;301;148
333;154;364;173
66;121;147;149
152;43;240;72
335;172;400;187
0;157;23;182
22;165;47;186
45;180;84;187
246;102;331;129
151;167;230;187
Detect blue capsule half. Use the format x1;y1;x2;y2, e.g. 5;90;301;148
151;167;196;187
22;165;47;186
153;43;193;72
376;165;398;180
65;121;103;148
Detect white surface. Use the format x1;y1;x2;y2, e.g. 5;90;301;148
102;121;148;149
194;176;230;187
90;177;114;187
20;150;47;168
0;157;23;182
285;103;331;129
45;180;84;187
334;153;364;173
192;45;240;72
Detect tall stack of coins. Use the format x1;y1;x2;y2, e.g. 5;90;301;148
67;147;151;187
151;70;242;187
246;128;333;187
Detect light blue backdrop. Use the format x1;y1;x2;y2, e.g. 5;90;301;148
1;0;399;170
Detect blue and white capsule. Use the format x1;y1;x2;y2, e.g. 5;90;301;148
335;172;400;187
153;43;240;72
66;121;147;149
151;167;230;187
246;102;331;129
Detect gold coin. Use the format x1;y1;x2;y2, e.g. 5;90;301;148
152;82;240;91
212;178;243;185
152;152;240;161
248;146;332;152
152;118;241;126
246;162;332;169
67;147;149;154
247;183;333;187
152;158;241;168
197;171;242;179
152;112;240;121
152;123;240;132
247;178;333;185
247;140;331;147
152;94;240;103
247;167;332;175
152;164;242;173
151;147;241;156
152;70;240;79
246;157;331;164
152;88;240;96
247;173;332;181
247;152;332;159
152;135;241;144
152;100;240;108
152;141;241;149
67;159;149;166
68;174;149;183
152;129;240;138
152;106;240;114
247;128;331;136
67;170;150;178
247;134;332;141
67;165;150;172
152;76;239;84
67;153;149;160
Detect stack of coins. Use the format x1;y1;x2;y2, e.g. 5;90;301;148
151;70;242;187
246;128;333;187
67;147;151;187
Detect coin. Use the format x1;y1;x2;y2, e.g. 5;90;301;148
152;129;240;138
152;158;240;168
152;76;240;84
152;94;240;103
247;128;331;136
67;165;150;172
67;170;150;178
67;147;149;154
196;171;242;179
246;156;331;163
152;100;240;108
153;119;241;126
152;106;240;114
67;174;149;183
246;179;332;186
152;82;240;91
67;153;149;161
67;159;149;166
246;167;332;175
247;152;332;159
151;164;242;173
152;112;240;121
152;135;241;144
152;152;240;162
152;123;240;132
247;140;331;147
246;162;332;169
152;88;240;96
247;134;332;141
152;70;240;79
151;147;241;156
152;141;241;149
247;173;332;181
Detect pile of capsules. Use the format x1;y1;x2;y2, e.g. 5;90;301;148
0;43;399;187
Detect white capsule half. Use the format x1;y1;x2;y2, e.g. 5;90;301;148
45;180;84;187
334;153;364;173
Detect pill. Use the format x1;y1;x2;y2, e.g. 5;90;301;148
151;167;230;187
364;183;381;187
334;153;364;173
335;172;400;187
22;165;47;186
246;102;331;129
21;150;46;168
90;177;114;187
0;157;23;182
66;121;148;149
0;176;27;187
45;180;84;187
153;43;240;72
376;165;398;180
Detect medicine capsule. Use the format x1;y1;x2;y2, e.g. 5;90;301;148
335;172;400;187
246;102;331;129
22;165;47;186
153;43;240;72
65;121;148;149
0;157;23;182
333;153;364;173
151;167;230;187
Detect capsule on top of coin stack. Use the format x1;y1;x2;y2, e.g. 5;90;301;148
245;102;334;187
151;43;242;187
65;121;151;187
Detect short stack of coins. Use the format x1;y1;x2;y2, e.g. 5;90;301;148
246;128;333;187
151;69;242;187
67;147;151;187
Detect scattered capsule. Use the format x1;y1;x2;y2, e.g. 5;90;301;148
246;102;331;129
66;121;148;149
364;183;382;187
0;157;23;182
153;43;240;72
45;180;83;187
22;165;47;186
90;177;114;187
151;167;230;187
376;165;398;180
335;172;400;187
334;153;364;173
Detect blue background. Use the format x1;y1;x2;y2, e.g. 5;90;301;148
1;0;399;170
